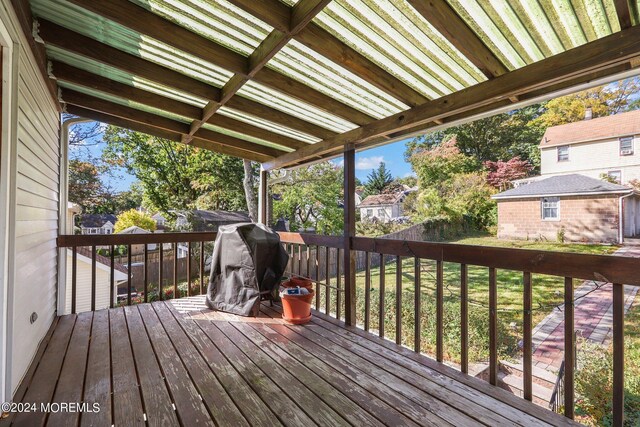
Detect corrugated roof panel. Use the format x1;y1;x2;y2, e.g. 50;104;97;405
31;0;233;87
129;0;271;56
447;0;619;69
269;40;407;120
199;123;295;152
47;46;210;107
217;107;322;144
238;80;358;133
301;0;486;101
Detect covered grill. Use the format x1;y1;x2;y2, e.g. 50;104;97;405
206;223;288;317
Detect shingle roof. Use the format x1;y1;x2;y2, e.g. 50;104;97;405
75;246;128;274
492;174;632;199
539;110;640;148
80;214;117;228
117;226;152;234
360;193;404;207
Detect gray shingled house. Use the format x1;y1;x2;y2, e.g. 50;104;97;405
492;174;640;243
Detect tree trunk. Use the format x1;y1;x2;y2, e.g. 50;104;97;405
243;160;258;222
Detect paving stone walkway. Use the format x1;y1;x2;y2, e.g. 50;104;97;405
530;245;640;372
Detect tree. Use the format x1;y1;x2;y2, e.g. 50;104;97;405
272;162;343;234
484;157;534;190
68;159;103;210
243;160;258;221
533;78;640;128
114;209;156;233
409;137;476;185
363;162;393;196
102;127;248;216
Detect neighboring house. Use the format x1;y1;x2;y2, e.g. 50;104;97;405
539;109;640;184
151;212;167;232
64;247;128;314
79;213;117;235
117;225;157;252
359;188;414;223
493;174;640;243
176;210;251;231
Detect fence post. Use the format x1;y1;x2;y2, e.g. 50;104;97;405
343;145;356;326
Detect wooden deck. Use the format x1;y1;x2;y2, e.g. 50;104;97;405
4;297;581;427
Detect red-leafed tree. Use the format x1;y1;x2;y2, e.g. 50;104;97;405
484;157;533;190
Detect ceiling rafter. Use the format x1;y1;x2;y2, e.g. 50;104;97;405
51;62;308;151
183;0;334;144
227;0;429;107
406;0;508;79
264;23;640;170
36;19;336;140
613;0;635;29
60;89;286;158
63;0;375;127
65;105;272;163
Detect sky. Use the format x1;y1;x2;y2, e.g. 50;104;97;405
69;122;417;192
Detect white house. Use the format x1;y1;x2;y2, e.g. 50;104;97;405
539;109;640;184
359;188;414;223
79;213;117;235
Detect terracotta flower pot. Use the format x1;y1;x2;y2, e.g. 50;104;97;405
281;290;315;324
282;276;313;290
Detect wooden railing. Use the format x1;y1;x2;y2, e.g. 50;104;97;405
57;232;217;313
278;232;638;426
58;231;636;425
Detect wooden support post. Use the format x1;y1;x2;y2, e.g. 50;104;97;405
564;277;575;419
612;283;625;427
258;168;268;225
343;145;356;326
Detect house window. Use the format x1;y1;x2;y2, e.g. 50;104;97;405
557;145;569;162
607;170;622;184
366;209;372;217
620;136;634;156
377;209;385;216
541;197;560;220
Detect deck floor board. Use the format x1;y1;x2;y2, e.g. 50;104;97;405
4;297;582;427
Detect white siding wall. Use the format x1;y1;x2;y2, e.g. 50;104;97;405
64;251;118;314
1;5;61;396
541;136;640;182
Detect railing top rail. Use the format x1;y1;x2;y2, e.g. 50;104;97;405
57;232;217;247
278;232;344;249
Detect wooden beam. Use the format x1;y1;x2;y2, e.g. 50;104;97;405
10;0;60;109
406;0;508;79
614;0;634;29
343;146;356;326
61;90;285;157
51;62;308;150
184;0;333;143
258;169;268;225
263;24;640;170
37;19;220;101
65;105;271;163
229;0;428;107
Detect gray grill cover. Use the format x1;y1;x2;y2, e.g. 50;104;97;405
206;223;288;316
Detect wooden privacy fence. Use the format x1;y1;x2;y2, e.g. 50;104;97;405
129;255;201;290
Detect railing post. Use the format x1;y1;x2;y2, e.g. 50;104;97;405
343;145;356;326
612;283;625;427
564;277;575;419
258;168;268;225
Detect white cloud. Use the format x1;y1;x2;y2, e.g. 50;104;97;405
355;156;385;170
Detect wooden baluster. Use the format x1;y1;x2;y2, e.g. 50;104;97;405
414;257;421;353
91;245;97;311
159;243;164;301
173;242;178;299
396;255;402;345
523;271;533;401
612;283;625;427
306;245;311;279
336;248;342;320
72;246;77;314
460;264;468;373
325;246;330;315
379;253;385;339
109;245;115;309
564;277;575;419
436;260;444;362
489;267;497;385
200;241;205;295
298;244;302;276
127;244;132;306
187;242;192;296
143;244;149;303
315;245;320;309
364;252;371;332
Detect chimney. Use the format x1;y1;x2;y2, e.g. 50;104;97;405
584;107;593;120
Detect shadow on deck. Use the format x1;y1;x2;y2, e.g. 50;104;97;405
4;297;580;426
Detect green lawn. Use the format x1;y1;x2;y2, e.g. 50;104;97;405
449;233;620;255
